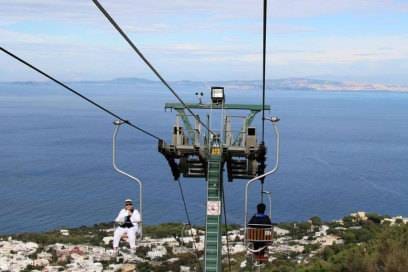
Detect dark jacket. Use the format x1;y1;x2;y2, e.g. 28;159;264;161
248;213;272;227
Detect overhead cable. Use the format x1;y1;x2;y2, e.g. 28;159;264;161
176;180;203;271
91;0;216;137
0;46;161;141
177;180;193;228
261;0;268;143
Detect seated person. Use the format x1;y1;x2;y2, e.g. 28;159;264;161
248;203;272;258
113;198;141;252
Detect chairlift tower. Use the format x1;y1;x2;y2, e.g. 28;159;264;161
159;87;270;272
1;1;275;270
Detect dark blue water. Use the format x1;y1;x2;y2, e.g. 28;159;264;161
1;81;407;234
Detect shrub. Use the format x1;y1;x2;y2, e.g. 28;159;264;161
310;216;322;226
366;213;384;224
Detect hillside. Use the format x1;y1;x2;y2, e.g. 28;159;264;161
1;212;408;271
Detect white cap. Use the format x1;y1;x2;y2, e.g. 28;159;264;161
125;198;133;203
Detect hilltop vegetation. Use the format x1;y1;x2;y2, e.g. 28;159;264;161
236;213;408;272
310;224;408;272
2;213;408;272
1;223;195;247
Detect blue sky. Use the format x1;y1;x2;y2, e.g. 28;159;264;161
1;0;407;83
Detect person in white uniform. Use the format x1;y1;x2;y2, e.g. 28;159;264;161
113;198;141;251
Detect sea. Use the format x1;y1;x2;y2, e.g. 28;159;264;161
0;80;407;234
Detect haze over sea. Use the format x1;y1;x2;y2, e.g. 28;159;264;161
1;80;407;235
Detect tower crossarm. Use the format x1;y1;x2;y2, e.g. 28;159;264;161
174;108;195;142
165;103;270;111
233;110;260;146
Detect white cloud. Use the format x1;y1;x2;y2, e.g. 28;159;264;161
1;0;406;26
0;27;69;45
0;0;407;82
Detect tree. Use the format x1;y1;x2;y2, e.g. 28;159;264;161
366;213;383;224
342;216;355;228
310;216;322;226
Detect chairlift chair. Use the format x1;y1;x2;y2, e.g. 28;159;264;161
112;120;143;242
246;223;273;263
243;117;280;264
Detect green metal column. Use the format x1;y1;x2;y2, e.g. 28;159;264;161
204;150;222;272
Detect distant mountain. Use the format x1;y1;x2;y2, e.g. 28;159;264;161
2;77;407;92
203;78;408;92
110;77;157;84
265;78;408;92
120;77;408;92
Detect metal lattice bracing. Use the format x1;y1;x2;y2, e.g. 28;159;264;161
204;152;222;272
159;92;272;272
159;102;269;182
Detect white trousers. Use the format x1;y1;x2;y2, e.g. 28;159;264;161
113;226;138;249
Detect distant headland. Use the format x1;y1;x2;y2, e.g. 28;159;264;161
2;77;408;93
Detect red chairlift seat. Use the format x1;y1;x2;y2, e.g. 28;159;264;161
246;224;273;263
246;226;273;242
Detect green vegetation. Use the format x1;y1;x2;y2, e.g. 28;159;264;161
277;222;313;239
0;221;248;246
144;223;186;239
0;222;205;245
310;216;322;226
244;215;408;272
366;212;385;224
2;223;112;247
3;214;408;272
298;224;408;272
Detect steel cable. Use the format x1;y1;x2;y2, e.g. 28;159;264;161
176;180;203;271
261;0;268;143
91;0;216;138
0;46;161;141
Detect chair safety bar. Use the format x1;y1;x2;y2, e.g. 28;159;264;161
246;225;273;242
112;120;143;240
244;118;280;247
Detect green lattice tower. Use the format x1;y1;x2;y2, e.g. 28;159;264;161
204;151;222;272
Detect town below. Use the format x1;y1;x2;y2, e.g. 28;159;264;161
1;211;408;271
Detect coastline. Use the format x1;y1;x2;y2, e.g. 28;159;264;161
1;78;407;93
1;211;408;271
